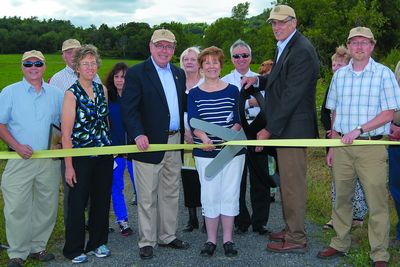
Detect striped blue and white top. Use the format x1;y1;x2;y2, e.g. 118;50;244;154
187;83;244;158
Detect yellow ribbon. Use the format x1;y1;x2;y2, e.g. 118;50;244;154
1;139;400;160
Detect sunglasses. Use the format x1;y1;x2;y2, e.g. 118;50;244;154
232;53;250;59
23;61;44;68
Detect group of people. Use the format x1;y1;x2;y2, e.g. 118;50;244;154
1;4;400;267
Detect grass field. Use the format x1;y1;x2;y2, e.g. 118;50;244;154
0;54;399;266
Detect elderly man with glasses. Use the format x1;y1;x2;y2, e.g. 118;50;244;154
121;29;189;260
0;50;63;267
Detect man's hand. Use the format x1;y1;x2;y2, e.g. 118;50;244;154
389;123;400;141
326;147;334;167
135;135;149;151
341;129;361;144
241;76;258;89
15;144;33;160
255;128;271;152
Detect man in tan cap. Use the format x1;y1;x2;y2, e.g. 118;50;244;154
121;29;188;260
49;39;101;226
0;50;63;266
242;4;319;253
317;26;400;267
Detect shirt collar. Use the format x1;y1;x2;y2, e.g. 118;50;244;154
22;77;45;93
348;57;376;74
277;30;297;51
66;65;75;74
151;56;171;72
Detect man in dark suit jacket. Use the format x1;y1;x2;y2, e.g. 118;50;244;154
121;29;189;260
243;5;319;253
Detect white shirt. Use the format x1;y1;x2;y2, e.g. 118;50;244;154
49;65;102;92
222;69;260;117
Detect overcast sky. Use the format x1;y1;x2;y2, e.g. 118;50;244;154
1;0;271;28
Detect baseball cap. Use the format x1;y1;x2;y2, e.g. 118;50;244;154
62;39;81;52
267;5;296;22
151;29;176;43
347;27;376;44
21;50;45;61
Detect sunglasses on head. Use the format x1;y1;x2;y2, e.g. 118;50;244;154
232;53;250;59
23;61;44;68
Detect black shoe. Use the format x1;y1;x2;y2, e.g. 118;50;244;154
223;241;238;257
29;250;55;262
234;227;248;234
139;246;153;260
200;242;216;257
159;238;190;249
7;258;24;267
253;225;271;235
183;208;199;232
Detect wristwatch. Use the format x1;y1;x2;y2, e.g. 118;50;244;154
356;125;364;134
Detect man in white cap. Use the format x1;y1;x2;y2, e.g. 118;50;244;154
49;38;102;226
242;4;319;253
0;50;63;267
121;29;189;260
317;26;400;267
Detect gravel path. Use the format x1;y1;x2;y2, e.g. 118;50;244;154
47;173;346;267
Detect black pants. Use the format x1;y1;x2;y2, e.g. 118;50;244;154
181;168;201;208
235;152;271;230
63;155;113;259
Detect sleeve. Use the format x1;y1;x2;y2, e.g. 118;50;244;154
187;89;200;131
380;68;400;111
0;87;12;124
325;74;337;111
120;67;145;140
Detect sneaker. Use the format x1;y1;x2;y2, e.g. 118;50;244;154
119;220;134;236
88;244;111;258
71;254;88;264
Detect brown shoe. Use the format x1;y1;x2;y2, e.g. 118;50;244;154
373;261;388;267
269;230;286;241
28;250;55;262
266;241;307;254
317;246;345;259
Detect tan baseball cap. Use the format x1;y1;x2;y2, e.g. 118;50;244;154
347;27;376;44
21;50;45;61
62;39;81;51
267;5;296;22
151;29;176;43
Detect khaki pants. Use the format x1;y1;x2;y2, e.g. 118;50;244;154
134;133;182;248
1;159;60;260
330;145;390;262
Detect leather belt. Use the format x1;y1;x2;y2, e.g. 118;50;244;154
337;132;382;140
166;129;179;135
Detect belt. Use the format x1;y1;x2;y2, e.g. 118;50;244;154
337;132;382;140
166;129;179;135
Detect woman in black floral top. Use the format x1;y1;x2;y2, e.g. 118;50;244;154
61;44;113;263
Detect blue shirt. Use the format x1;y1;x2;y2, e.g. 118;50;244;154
187;83;244;158
276;30;296;62
109;96;128;146
0;78;63;150
326;58;400;136
151;57;180;130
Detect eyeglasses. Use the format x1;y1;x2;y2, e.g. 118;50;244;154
23;61;44;68
80;62;98;68
232;53;250;59
269;18;293;27
153;43;175;51
348;41;371;47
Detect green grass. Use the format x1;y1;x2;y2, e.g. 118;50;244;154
0;54;399;266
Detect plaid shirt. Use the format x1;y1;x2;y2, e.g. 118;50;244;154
326;58;400;136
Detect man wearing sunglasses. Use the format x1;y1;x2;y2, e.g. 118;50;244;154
242;4;319;253
222;39;272;236
0;50;63;267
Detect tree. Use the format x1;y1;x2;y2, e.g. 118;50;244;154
231;2;250;21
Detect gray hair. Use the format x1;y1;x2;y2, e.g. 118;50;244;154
229;39;252;57
72;44;101;75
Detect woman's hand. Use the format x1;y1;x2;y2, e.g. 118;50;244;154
201;137;215;151
65;166;77;187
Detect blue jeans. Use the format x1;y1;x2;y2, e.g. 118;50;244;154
389;146;400;240
112;157;136;222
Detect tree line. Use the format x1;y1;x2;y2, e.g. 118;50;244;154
0;0;399;77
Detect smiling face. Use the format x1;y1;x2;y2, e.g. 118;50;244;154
149;40;175;68
76;54;98;81
270;17;297;42
183;50;200;74
231;46;251;75
21;57;46;84
347;36;374;64
201;55;221;80
114;70;125;94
